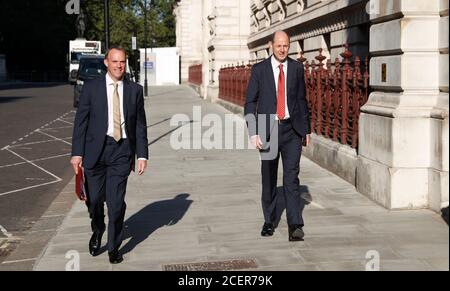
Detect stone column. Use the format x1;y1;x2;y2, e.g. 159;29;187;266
207;0;251;102
358;0;449;211
174;0;203;83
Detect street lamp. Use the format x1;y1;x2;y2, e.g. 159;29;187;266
143;0;149;97
104;0;110;51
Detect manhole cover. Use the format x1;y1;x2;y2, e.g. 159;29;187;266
162;259;258;271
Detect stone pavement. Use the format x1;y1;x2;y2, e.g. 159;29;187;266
33;85;448;271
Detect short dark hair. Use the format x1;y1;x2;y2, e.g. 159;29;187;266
105;46;127;59
271;30;290;43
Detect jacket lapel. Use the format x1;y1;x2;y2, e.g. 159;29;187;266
265;57;277;102
101;76;109;130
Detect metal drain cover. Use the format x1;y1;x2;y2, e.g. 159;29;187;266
162;259;258;271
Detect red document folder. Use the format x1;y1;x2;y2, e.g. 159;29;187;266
75;166;88;201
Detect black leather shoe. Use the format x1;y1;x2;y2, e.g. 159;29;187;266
89;231;104;257
108;250;123;264
261;223;274;237
288;225;304;241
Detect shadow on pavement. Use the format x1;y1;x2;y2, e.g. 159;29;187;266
273;185;311;228
442;206;449;226
120;193;193;254
148;120;193;146
0;83;66;91
0;96;32;104
147;117;171;128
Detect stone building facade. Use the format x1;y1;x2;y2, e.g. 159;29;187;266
175;0;449;213
174;0;251;99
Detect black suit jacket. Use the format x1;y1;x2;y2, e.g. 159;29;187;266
244;56;311;142
72;75;149;169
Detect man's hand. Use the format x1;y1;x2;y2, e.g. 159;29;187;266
303;134;311;147
251;135;263;150
137;160;148;176
70;156;83;174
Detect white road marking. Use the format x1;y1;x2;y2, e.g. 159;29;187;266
56;118;73;125
0;112;74;199
36;130;72;146
1;258;37;264
2;111;74;150
8;139;68;148
40;126;73;131
0;148;62;197
0;153;71;169
0;225;12;238
5;149;62;181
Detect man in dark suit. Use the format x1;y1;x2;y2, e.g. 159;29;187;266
71;46;148;264
245;31;311;241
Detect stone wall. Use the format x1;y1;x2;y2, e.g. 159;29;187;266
174;0;251;101
248;0;370;63
359;0;449;211
174;0;203;83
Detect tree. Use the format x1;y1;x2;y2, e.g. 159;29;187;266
83;0;176;53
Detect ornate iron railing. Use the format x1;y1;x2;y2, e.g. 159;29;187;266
218;44;370;148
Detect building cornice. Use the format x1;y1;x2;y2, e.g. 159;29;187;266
248;0;369;49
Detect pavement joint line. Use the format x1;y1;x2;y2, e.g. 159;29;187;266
41;214;67;218
28;229;58;234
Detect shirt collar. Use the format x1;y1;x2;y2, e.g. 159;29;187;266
271;55;287;70
106;72;123;86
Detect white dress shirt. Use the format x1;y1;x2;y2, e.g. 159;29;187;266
106;73;147;161
106;73;127;139
271;56;290;120
73;73;147;161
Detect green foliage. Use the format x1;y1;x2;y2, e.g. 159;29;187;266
83;0;176;54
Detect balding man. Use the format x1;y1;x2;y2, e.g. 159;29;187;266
245;31;311;241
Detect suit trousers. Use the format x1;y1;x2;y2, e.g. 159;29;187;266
260;119;304;226
84;136;132;252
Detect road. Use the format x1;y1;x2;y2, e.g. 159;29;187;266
0;83;77;262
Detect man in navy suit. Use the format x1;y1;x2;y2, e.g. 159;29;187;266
71;46;148;264
245;31;311;241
